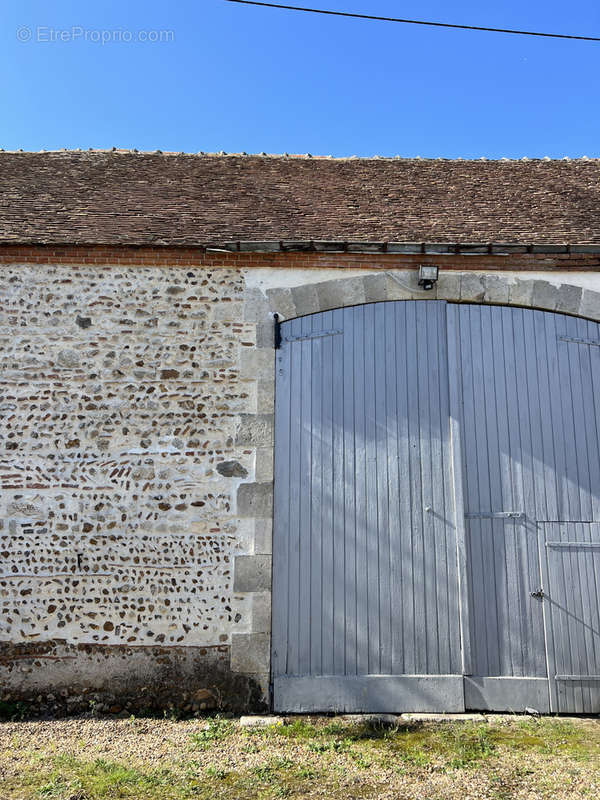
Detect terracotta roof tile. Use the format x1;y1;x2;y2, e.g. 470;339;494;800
0;150;599;246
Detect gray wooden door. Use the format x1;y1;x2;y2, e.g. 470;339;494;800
273;300;600;713
272;301;464;712
454;305;600;713
537;315;600;713
541;524;600;713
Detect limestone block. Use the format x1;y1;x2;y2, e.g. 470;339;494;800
532;280;559;311
555;284;582;315
265;287;296;320
385;272;420;300
253;519;273;555
237;483;273;518
291;284;320;316
362;273;388;304
251;592;272;633
460;273;485;302
579;289;600;320
231;633;271;674
316;276;366;311
255;319;276;349
255;447;274;482
243;287;271;322
257;379;275;414
509;279;535;308
483;274;511;304
436;272;462;301
234;554;272;593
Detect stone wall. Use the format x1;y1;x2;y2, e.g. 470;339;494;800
0;264;269;713
1;259;599;715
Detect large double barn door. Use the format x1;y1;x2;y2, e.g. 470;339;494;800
272;300;600;713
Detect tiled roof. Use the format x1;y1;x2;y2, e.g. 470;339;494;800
0;150;599;247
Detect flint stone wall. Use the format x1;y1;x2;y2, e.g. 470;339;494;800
0;264;268;712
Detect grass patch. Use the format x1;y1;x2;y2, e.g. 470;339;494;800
243;717;500;772
11;755;185;800
381;722;496;768
488;718;598;760
6;751;374;800
1;716;598;800
242;716;599;772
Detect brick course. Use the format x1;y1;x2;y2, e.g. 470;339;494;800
0;244;599;270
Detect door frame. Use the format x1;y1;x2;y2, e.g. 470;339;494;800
228;270;600;710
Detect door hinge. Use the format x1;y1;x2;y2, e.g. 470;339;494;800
273;313;282;350
283;328;343;344
558;335;600;347
530;588;546;600
465;511;525;520
546;540;600;549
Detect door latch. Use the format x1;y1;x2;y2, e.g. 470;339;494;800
530;588;545;600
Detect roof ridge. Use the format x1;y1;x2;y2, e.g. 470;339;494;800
0;149;598;162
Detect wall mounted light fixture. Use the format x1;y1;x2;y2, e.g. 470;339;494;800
418;264;439;290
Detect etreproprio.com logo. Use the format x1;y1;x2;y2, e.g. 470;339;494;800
16;26;175;44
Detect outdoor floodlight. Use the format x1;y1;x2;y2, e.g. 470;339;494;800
418;264;439;290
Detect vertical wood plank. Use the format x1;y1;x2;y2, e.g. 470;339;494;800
332;307;346;675
354;305;369;676
396;302;413;675
320;313;335;675
297;314;313;676
385;302;402;675
447;304;472;676
376;303;393;675
342;305;357;676
309;312;325;676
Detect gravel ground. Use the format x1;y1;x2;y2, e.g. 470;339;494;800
0;714;598;799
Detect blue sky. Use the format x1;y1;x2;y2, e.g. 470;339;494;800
2;0;599;158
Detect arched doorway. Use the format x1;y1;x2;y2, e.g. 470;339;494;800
271;300;600;713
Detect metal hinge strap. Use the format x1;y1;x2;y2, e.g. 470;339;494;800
465;511;525;520
558;335;600;347
546;541;600;549
283;329;343;344
555;675;600;681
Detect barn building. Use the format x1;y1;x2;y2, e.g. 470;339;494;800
1;151;599;715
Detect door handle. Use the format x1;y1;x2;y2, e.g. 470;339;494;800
530;588;545;600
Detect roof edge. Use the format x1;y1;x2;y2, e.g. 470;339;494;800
2;240;600;254
206;241;600;255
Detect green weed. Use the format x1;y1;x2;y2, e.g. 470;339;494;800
189;717;234;749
